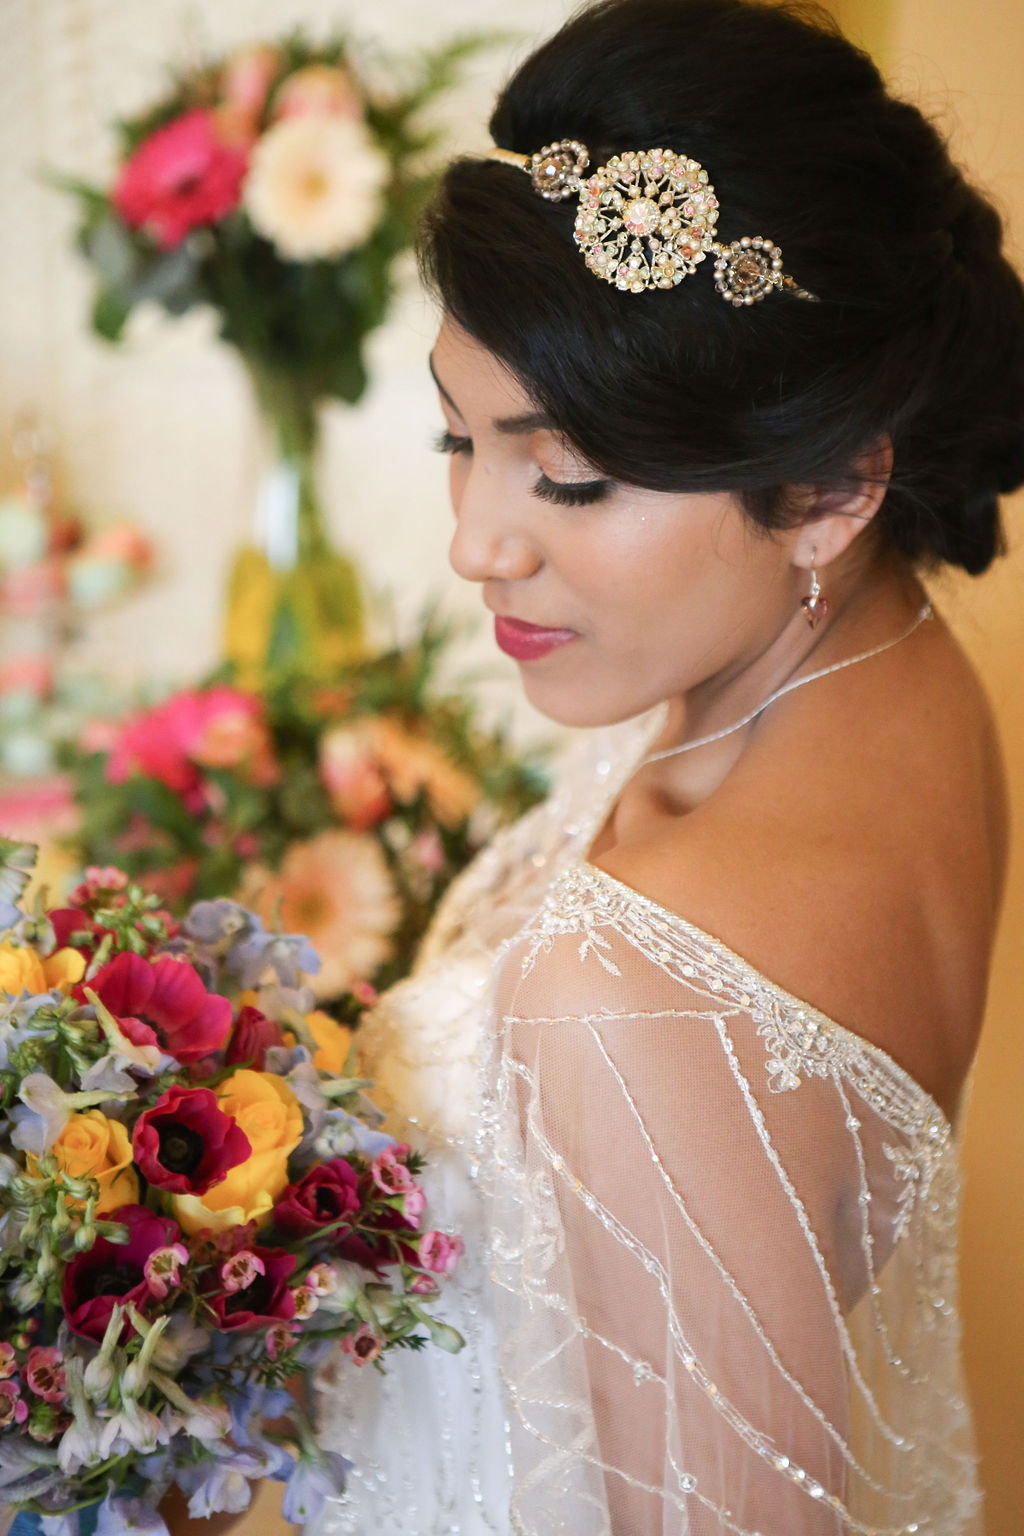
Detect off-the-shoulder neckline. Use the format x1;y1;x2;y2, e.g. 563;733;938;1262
574;859;954;1135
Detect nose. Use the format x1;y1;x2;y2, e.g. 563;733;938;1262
448;484;541;585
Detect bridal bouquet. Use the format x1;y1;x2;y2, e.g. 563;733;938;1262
0;841;464;1533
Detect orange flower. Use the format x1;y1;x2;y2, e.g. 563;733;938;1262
363;717;481;829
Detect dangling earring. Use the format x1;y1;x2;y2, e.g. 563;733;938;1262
801;555;828;629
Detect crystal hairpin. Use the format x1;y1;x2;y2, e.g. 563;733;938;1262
486;140;818;302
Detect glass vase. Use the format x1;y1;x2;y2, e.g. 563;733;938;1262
9;1504;100;1536
224;368;365;685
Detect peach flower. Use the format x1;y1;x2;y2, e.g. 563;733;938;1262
219;43;281;137
243;115;388;261
272;65;361;121
364;717;482;829
319;723;391;830
239;830;399;998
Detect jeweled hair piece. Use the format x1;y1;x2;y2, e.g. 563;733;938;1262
488;140;818;303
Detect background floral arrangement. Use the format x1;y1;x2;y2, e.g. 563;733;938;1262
0;841;465;1533
59;28;485;677
68;617;547;1004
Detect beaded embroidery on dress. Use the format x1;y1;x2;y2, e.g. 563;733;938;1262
313;711;982;1535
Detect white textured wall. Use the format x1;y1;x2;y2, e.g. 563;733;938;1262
0;0;574;737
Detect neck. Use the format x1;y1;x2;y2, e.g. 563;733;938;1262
646;555;926;806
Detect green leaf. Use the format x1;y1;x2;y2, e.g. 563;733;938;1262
0;838;36;905
91;286;133;342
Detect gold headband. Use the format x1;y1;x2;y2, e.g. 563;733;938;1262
487;141;818;303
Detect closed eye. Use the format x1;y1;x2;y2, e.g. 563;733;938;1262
433;428;472;455
433;429;611;505
532;472;612;507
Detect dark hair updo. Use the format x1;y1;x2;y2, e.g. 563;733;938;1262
420;0;1024;575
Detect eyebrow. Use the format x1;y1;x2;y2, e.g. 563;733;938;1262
429;354;553;436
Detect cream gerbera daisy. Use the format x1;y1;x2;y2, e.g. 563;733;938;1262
243;114;388;261
240;830;399;998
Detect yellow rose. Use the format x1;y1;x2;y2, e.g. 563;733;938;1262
0;943;85;997
305;1011;353;1075
43;948;87;992
51;1111;139;1213
173;1070;303;1236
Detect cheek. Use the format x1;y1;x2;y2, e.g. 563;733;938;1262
448;457;469;507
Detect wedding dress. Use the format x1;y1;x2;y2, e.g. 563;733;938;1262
312;711;982;1536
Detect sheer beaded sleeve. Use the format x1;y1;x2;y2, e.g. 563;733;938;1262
484;864;981;1536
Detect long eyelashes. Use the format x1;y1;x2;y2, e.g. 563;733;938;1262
431;430;612;507
433;428;471;455
531;474;612;507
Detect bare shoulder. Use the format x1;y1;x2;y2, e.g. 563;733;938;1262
593;613;1008;1122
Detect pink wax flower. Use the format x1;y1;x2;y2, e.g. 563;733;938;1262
266;1320;300;1360
67;866;129;907
371;1144;416;1197
418;1230;465;1278
219;1250;266;1295
145;1243;189;1300
401;1184;426;1230
304;1262;339;1297
0;1342;17;1379
24;1347;66;1405
341;1322;381;1367
0;1381;28;1428
211;1246;297;1333
114;109;248;249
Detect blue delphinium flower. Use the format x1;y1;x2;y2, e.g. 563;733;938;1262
281;1451;353;1526
95;1489;169;1535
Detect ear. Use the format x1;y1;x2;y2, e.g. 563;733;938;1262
788;435;893;572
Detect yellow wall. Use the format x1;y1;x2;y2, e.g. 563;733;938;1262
881;5;1024;1532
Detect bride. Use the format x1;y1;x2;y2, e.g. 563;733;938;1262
312;0;1023;1531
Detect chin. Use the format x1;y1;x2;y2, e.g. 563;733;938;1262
519;673;652;732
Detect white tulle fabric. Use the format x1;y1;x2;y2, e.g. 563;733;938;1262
313;712;982;1536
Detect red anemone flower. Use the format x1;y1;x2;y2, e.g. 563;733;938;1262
86;951;231;1063
133;1085;251;1196
63;1206;181;1341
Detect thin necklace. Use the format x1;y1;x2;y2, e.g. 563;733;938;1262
642;600;934;768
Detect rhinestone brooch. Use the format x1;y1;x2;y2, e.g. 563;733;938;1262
486;140;818;303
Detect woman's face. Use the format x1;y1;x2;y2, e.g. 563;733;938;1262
431;317;805;729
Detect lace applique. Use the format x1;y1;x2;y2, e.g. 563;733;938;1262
519;862;951;1144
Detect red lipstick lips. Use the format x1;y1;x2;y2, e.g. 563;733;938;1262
494;615;578;661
